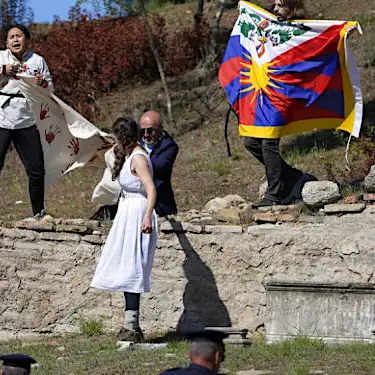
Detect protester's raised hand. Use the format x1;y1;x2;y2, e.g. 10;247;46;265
4;64;15;75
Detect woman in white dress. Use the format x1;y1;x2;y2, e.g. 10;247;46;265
91;116;158;342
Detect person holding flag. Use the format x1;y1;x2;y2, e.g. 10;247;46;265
219;0;362;207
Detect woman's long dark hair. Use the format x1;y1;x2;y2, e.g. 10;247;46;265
111;116;139;181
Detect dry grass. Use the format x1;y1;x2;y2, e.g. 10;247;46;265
1;335;375;375
0;0;374;220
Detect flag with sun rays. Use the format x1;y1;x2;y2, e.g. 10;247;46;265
219;1;363;139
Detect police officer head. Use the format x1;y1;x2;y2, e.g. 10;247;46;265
186;329;228;373
0;354;36;375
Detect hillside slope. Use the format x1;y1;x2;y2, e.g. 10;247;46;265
0;0;374;220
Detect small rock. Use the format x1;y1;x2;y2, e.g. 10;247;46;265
223;194;246;206
201;216;215;225
302;181;341;208
15;201;24;205
56;346;65;352
309;371;327;375
364;165;375;192
215;207;241;224
343;195;359;204
205;197;230;213
188;218;201;224
92;230;102;235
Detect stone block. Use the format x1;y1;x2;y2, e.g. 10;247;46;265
201;216;215;225
13;222;54;232
298;214;324;224
215;207;241;224
205;225;243;234
39;232;81;242
82;235;104;245
253;213;277;224
324;203;366;214
1;228;37;240
266;281;375;344
54;225;89;234
160;221;202;234
363;193;375;202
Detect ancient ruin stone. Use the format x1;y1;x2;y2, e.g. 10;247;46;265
302;181;341;208
364;165;375;193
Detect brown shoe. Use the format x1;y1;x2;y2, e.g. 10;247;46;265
117;327;144;343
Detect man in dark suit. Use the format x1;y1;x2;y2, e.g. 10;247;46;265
139;110;178;217
160;329;228;375
92;110;178;220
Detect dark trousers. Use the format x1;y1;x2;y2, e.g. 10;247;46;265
244;137;302;202
0;125;45;215
124;292;140;311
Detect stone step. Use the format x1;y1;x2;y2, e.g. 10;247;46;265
205;326;249;339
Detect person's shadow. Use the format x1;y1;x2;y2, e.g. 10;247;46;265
168;219;231;331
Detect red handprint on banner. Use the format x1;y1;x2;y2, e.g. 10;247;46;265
68;138;80;156
40;103;50;120
44;124;61;145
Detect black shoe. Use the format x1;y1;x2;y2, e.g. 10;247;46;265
281;173;318;205
117;327;144;343
252;198;281;209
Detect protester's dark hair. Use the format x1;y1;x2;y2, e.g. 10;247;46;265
278;0;307;20
112;116;139;181
3;24;31;42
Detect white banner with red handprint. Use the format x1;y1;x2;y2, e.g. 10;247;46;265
12;74;109;187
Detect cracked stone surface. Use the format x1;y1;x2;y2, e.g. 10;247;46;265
1;216;375;340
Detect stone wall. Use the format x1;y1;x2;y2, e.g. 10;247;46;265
1;206;375;341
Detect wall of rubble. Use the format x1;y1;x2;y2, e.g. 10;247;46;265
1;201;375;341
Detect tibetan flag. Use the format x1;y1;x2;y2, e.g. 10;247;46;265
219;1;363;139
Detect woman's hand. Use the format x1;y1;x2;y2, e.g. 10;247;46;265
35;73;44;86
4;64;15;76
141;215;153;234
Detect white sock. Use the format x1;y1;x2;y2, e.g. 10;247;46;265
124;310;139;330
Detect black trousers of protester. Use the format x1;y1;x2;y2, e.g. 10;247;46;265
0;125;45;215
244;137;302;203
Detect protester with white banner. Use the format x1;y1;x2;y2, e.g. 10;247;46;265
0;24;109;221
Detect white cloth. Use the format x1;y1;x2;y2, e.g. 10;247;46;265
91;150;158;293
91;146;121;205
0;49;54;130
0;55;108;187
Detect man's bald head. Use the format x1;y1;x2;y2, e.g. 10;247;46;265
139;111;163;145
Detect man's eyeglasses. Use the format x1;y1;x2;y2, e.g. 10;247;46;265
141;128;154;135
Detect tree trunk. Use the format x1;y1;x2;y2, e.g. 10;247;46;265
194;0;204;28
210;0;225;51
139;0;175;127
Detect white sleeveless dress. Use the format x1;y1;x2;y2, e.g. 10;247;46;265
91;150;158;293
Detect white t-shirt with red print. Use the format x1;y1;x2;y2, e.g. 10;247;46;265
0;49;54;130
